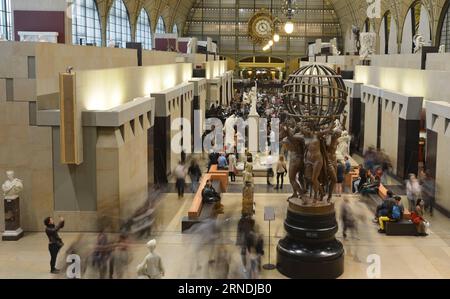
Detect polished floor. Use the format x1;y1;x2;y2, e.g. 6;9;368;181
1;184;450;279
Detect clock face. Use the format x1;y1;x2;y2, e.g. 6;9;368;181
255;20;272;36
248;10;274;45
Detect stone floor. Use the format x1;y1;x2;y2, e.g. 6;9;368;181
1;189;450;279
1;154;449;279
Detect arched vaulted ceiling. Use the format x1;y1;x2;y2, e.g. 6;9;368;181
94;0;448;44
328;0;447;42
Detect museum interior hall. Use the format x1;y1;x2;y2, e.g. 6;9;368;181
2;0;450;280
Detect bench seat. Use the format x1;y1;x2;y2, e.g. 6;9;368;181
385;220;417;236
182;173;226;232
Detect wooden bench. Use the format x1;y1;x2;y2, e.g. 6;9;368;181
208;165;229;191
371;184;411;220
344;170;359;191
182;173;227;232
378;183;389;200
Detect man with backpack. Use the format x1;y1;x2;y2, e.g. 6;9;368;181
378;196;404;233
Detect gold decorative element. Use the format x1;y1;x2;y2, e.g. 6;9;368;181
248;9;275;45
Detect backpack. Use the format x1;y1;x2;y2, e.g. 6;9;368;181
392;205;401;220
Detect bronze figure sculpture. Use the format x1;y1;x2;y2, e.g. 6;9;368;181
277;64;348;279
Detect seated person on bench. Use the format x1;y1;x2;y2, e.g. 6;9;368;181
360;171;380;196
373;190;395;223
202;180;221;203
411;198;429;237
217;153;228;170
378;196;404;233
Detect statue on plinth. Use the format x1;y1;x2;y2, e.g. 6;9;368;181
137;239;165;279
242;162;255;216
2;171;24;241
413;34;427;54
359;32;376;60
248;85;258;116
277;64;347;279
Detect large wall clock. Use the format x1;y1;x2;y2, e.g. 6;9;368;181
248;9;275;45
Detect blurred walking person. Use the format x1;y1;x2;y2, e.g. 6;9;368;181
406;174;422;212
110;233;131;279
188;159;202;193
340;197;358;239
92;230;112;279
274;156;287;190
228;153;237;182
175;161;187;199
336;160;345;196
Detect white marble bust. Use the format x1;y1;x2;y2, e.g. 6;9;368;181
2;171;23;200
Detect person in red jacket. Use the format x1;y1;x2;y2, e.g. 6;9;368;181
411;198;428;237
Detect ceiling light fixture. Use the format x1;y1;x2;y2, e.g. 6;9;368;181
284;21;294;34
273;33;280;42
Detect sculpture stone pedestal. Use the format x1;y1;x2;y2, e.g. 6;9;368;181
242;183;254;217
2;196;24;241
277;199;344;279
248;114;259;154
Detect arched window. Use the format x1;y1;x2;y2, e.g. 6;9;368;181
401;1;431;53
106;0;131;48
71;0;102;46
364;19;370;32
439;1;450;52
173;24;178;36
379;12;391;54
136;9;152;50
156;16;166;34
0;0;12;40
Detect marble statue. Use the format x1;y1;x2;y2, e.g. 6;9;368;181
439;44;445;53
224;114;237;149
413;34;426;54
359;32;376;60
248;86;258;116
336;130;351;159
187;39;192;54
242;91;250;105
330;38;340;56
107;39;115;48
2;171;23;200
137;239;165;279
334;119;343;132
